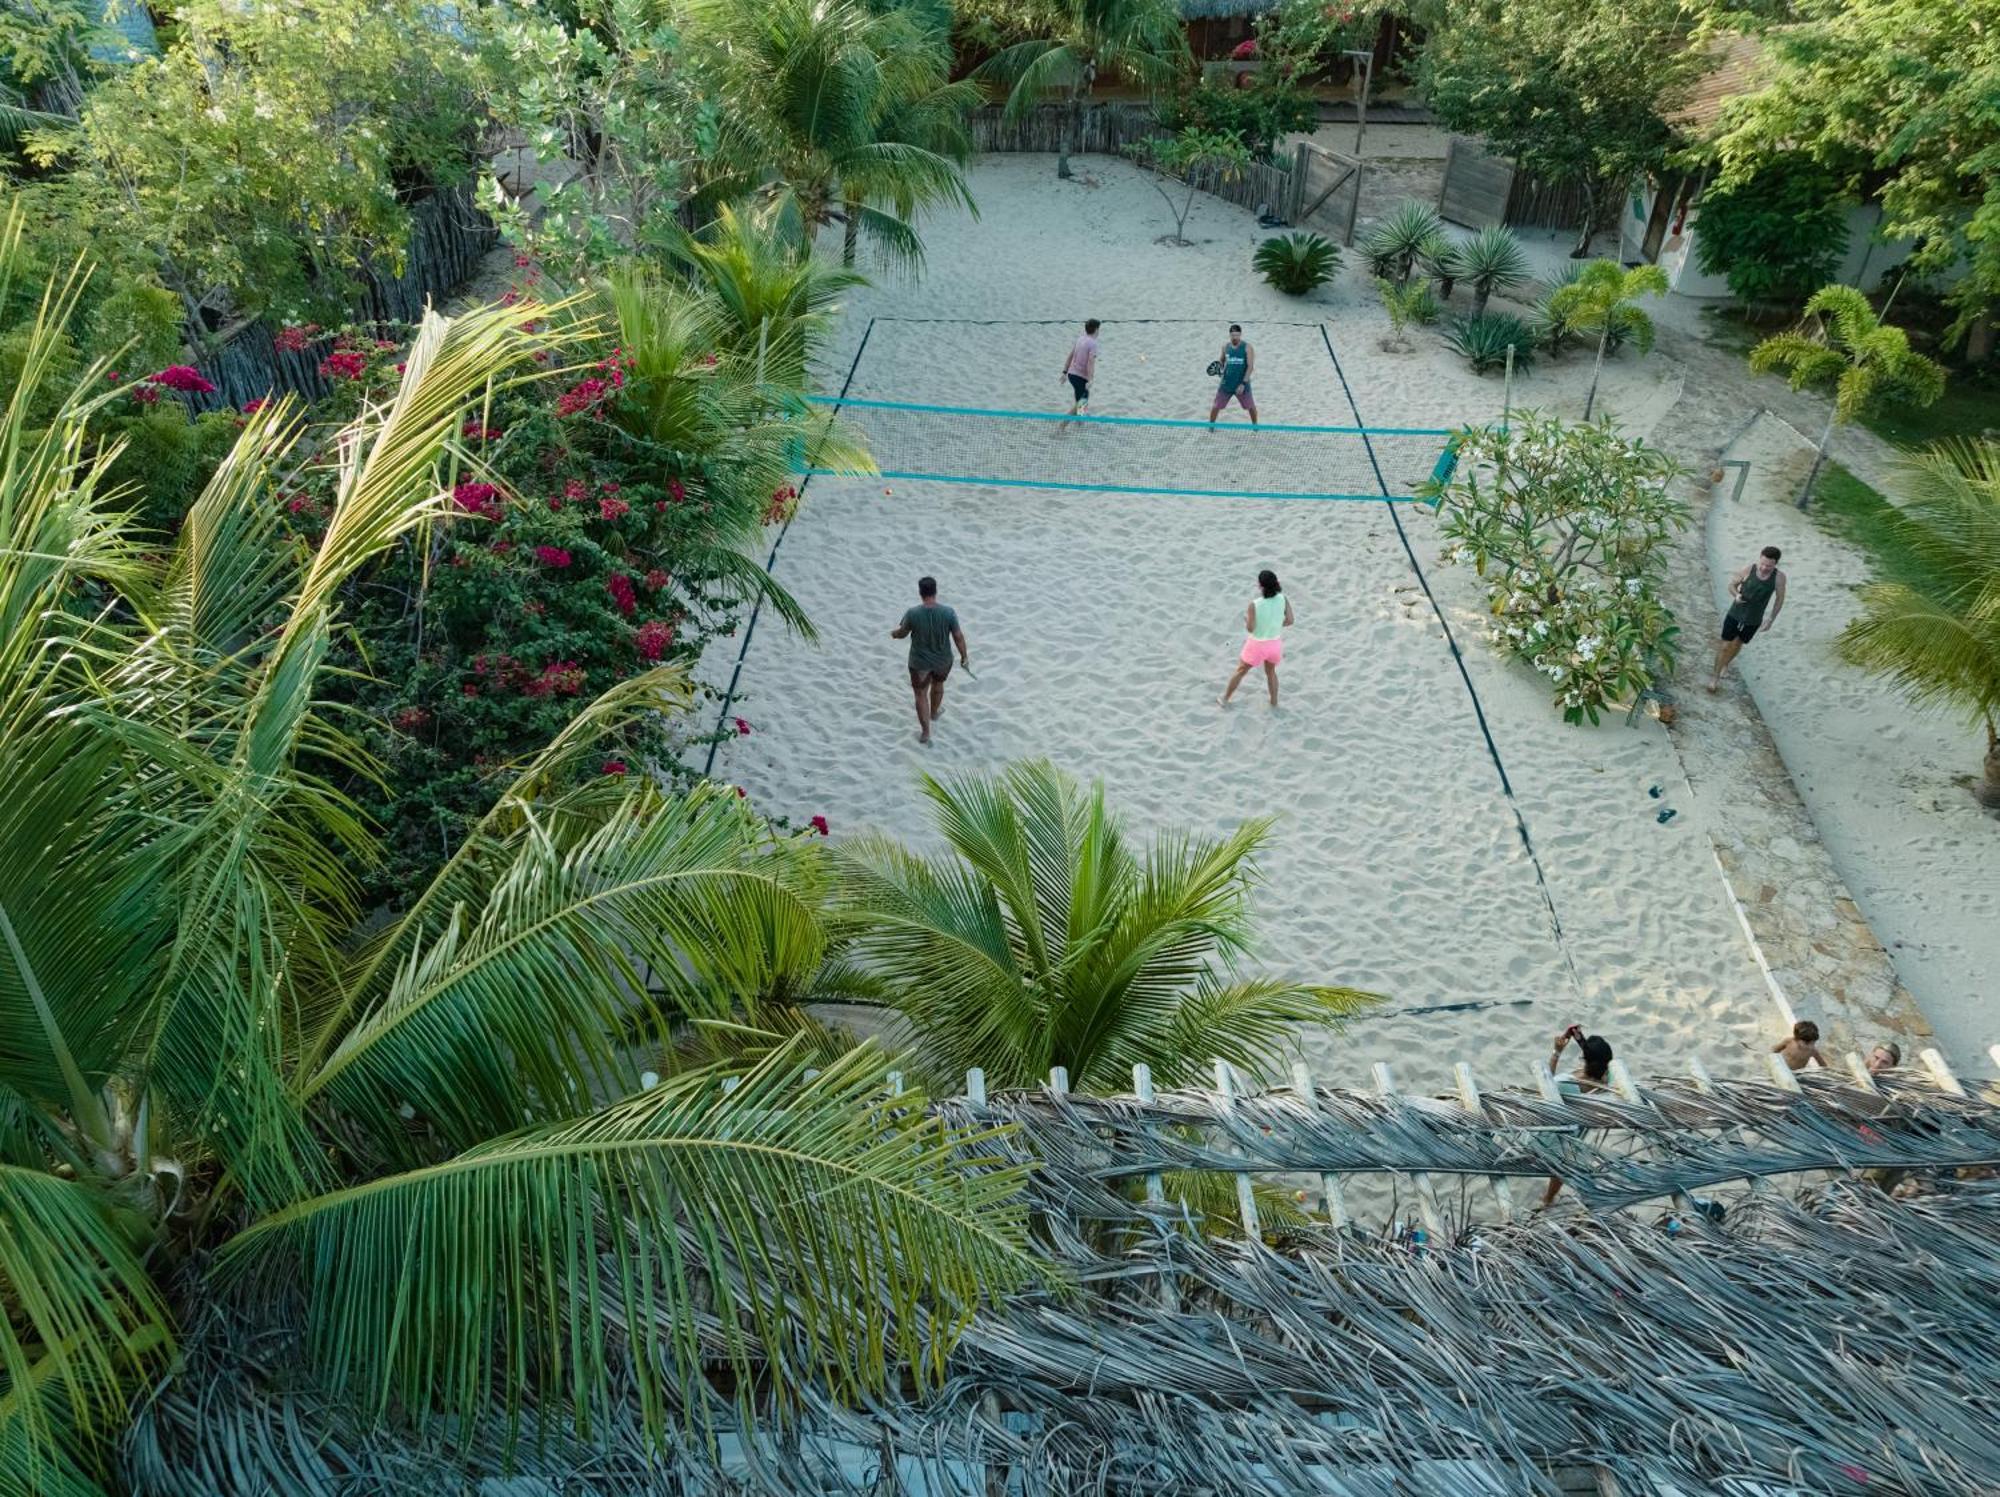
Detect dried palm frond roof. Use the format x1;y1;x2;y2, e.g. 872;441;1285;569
126;1055;2000;1496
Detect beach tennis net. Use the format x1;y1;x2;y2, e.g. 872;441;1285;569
802;395;1458;503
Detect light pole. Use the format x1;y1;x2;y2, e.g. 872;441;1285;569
1343;47;1373;161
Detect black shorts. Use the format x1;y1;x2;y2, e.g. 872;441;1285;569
1066;373;1089;402
1721;613;1759;644
910;661;953;689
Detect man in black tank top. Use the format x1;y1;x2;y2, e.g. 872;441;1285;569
1709;544;1787;691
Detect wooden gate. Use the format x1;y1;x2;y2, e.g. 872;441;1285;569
1296;144;1363;244
1437;136;1514;229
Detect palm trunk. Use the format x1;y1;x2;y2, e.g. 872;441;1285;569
1797;406;1837;510
1572;181;1596;258
1583;324;1608;420
841;190;861;267
1472;284;1491;316
1976;721;2000;809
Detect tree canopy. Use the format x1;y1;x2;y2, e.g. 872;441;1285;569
1712;0;2000;349
1418;0;1711;253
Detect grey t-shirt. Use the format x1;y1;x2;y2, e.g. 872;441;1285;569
901;602;959;672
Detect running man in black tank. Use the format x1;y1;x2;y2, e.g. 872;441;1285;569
1709;544;1787;691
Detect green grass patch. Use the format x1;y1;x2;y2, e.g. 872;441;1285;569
1805;463;1930;590
1858;370;2000;451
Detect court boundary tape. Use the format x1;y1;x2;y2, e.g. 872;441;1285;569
807;391;1451;438
1317;325;1588;1004
815;468;1418;504
702;318;878;780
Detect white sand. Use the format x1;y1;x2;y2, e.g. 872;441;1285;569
1710;418;2000;1071
702;155;1806;1094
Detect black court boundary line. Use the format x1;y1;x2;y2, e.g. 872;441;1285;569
1317;325;1586;1002
702;318;877;780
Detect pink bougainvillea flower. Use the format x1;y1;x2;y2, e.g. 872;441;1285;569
273;323;319;354
734;785;747;798
554;376;610;417
808;815;829;836
320;349;368;381
462;419;502;441
1231;37;1258;59
242;396;267;415
286;495;313;515
534;545;572;568
391;706;430;732
606;572;637;616
667;478;686;502
733;717;751;737
599;495;630;522
490;539;514;556
524;659;586;697
105;370;120;383
148;364;217;394
130;384;161;406
564;478;589;501
452;481;501;519
643;568;670;592
602;759;629;776
634;618;674;661
462;681;480;697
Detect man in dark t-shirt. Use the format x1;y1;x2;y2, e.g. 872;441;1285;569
890;575;969;745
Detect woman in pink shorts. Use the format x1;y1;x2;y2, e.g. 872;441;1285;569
1219;569;1291;707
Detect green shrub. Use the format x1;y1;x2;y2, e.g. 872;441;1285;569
1376;277;1438;350
86;283;185;370
1447;312;1535;373
1422;236;1467;299
1161;72;1317;163
103;406;241;530
1253;231;1340;295
1428;413;1691;724
1693;159;1850;310
0;324;82;425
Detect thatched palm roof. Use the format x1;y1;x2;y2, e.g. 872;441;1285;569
126;1057;2000;1495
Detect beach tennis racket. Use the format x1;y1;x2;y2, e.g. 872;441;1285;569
1206;359;1223;376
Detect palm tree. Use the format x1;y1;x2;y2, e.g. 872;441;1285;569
0;253;1037;1488
978;0;1187;181
1836;441;2000;807
691;0;979;271
827;760;1377;1093
1750;284;1948;508
1546;258;1669;421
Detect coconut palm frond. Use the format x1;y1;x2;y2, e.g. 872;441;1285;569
0;1166;173;1488
223;1041;1042;1438
1837;583;2000;723
302;783;826;1153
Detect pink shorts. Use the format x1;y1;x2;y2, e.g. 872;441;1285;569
1240;635;1283;666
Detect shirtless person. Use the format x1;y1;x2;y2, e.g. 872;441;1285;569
890;575;968;745
1773;1019;1827;1072
1710;545;1786;690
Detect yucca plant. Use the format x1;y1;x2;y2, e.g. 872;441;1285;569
1448;312;1535;374
1836;441;2000;806
1361;199;1446;290
1462;225;1531;315
1422;235;1467;300
1749;283;1947;507
0;243;1039;1488
1546;258;1670;420
1253;230;1341;295
826;760;1377;1094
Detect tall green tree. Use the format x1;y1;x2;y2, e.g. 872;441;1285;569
1750;284;1948;505
1712;0;2000;356
691;0;979;270
828;759;1377;1093
1546;258;1669;420
978;0;1187;181
1691;157;1851;310
0;264;1036;1491
1419;0;1709;256
1837;442;2000;806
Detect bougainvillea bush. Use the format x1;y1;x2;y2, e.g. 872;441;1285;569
1425;413;1690;724
282;242;859;900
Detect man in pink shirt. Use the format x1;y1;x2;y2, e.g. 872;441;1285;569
1061;318;1100;422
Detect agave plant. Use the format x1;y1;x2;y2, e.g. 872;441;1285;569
1253;231;1341;295
1361;200;1446;290
1448;312;1535;374
1462;225;1531;315
826;760;1377;1094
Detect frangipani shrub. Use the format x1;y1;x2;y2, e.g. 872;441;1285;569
1426;413;1690;723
